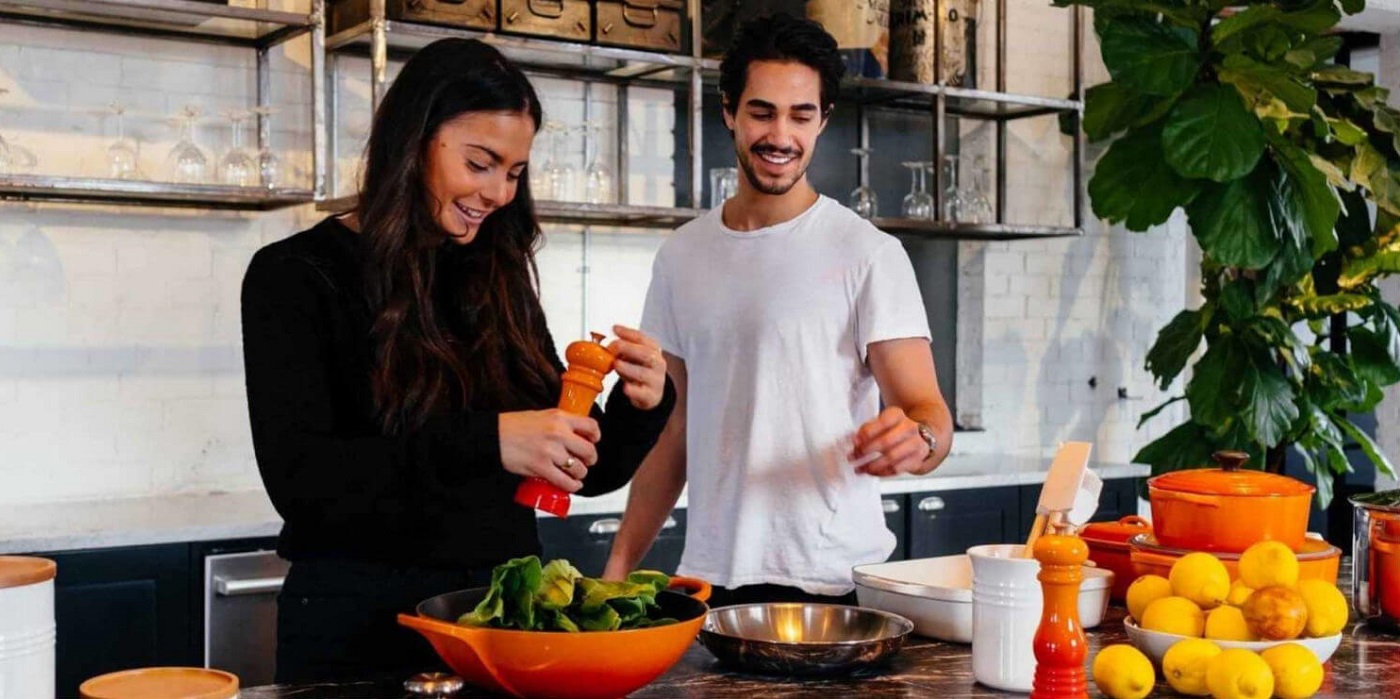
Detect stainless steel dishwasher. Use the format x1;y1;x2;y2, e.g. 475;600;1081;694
203;548;290;686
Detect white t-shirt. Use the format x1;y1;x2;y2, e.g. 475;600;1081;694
640;195;933;595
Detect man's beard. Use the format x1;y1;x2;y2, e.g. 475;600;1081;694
736;143;807;196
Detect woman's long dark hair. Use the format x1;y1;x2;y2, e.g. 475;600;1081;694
358;39;558;432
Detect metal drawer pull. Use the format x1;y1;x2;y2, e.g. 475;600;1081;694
528;0;565;18
917;496;946;513
588;516;676;536
622;4;658;28
882;499;901;514
215;576;285;597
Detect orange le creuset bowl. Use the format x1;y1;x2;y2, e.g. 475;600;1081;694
398;576;711;699
1147;451;1314;553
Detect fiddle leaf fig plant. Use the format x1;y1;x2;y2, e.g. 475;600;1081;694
1055;0;1400;507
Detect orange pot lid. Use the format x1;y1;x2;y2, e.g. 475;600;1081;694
1148;450;1314;497
0;556;56;589
79;668;238;699
1079;516;1154;545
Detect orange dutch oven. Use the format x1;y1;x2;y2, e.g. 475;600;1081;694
1078;516;1154;601
398;576;710;699
1148;451;1314;553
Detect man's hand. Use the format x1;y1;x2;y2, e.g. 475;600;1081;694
850;406;931;477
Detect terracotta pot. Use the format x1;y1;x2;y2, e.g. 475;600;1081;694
398;576;711;699
1147;451;1314;553
1078;516;1153;601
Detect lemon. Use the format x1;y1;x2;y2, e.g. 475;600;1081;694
1171;552;1231;609
1239;541;1301;590
1206;648;1275;699
1205;605;1256;642
1092;644;1156;699
1227;580;1256;607
1261;643;1325;699
1127;574;1173;623
1163;638;1222;696
1296;579;1349;637
1142;596;1206;637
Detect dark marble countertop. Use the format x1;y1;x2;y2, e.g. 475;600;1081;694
243;607;1400;699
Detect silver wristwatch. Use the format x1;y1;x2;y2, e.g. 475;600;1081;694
916;423;938;460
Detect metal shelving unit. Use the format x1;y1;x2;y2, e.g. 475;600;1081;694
0;0;327;210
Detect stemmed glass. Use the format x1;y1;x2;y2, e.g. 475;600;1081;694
582;121;614;205
251;105;282;189
901;161;934;219
848;147;878;219
962;154;994;224
941;156;965;223
219;110;257;187
106;102;141;180
165;106;208;184
538;120;574;201
0;89;38;175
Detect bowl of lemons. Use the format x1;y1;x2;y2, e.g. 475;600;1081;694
1103;539;1346;699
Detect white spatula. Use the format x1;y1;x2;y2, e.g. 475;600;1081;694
1022;441;1101;557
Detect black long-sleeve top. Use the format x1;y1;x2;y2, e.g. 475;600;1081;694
240;216;674;570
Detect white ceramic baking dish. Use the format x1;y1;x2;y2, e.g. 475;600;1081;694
852;554;1113;643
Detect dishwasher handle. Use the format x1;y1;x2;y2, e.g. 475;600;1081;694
215;575;286;597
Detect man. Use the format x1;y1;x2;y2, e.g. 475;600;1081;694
602;13;954;606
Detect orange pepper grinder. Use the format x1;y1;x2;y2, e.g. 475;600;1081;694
1031;519;1090;699
513;332;617;518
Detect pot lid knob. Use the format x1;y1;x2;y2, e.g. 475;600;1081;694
405;672;464;697
1211;450;1249;472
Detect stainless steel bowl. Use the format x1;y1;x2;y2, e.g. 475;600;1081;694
699;603;914;676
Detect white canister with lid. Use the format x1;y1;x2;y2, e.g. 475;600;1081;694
969;544;1041;693
0;556;57;699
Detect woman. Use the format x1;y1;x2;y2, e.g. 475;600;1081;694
240;38;675;682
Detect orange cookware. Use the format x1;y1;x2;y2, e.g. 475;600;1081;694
1350;491;1400;630
1078;516;1153;601
399;576;711;699
1128;533;1340;585
1147;451;1314;553
79;668;238;699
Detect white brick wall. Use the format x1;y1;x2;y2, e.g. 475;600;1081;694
1;1;1188;507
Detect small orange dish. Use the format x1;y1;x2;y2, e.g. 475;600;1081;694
1078;516;1154;601
1128;534;1340;586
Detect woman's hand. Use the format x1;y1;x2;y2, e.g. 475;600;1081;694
609;325;667;411
498;410;601;492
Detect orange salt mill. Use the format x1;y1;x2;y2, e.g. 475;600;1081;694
1031;519;1090;699
513;332;617;518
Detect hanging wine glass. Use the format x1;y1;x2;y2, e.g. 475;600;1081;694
537;120;570;201
582;121;614;205
165;106;208;184
250;105;282;189
219;110;257;187
901;161;934;219
848;147;878;219
106;102;141;180
941;156;965;223
963;154;995;224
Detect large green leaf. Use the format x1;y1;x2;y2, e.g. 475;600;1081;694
1315;66;1375;92
1213;0;1340;42
1337;416;1398;479
1083;82;1175;142
1137;395;1186;429
1248;316;1312;376
1163;84;1266;182
1353;145;1400;217
1351;326;1400;385
1187;169;1281;268
536;559;583;611
1240;354;1299;446
1100;16;1199;96
1145;308;1207;388
1288;292;1373;317
1090;124;1202;230
1134;421;1220;477
1340;0;1365;15
1186;337;1248;426
1219;54;1317;114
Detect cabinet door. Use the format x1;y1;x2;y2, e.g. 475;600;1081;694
42;543;194;697
882;494;908;561
539;510;687;577
907;486;1021;559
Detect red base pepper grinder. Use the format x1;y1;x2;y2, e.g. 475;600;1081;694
513;333;617;518
1030;521;1090;699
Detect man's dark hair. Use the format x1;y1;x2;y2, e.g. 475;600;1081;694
719;13;845;117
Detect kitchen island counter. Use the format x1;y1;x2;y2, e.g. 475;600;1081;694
242;608;1400;699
